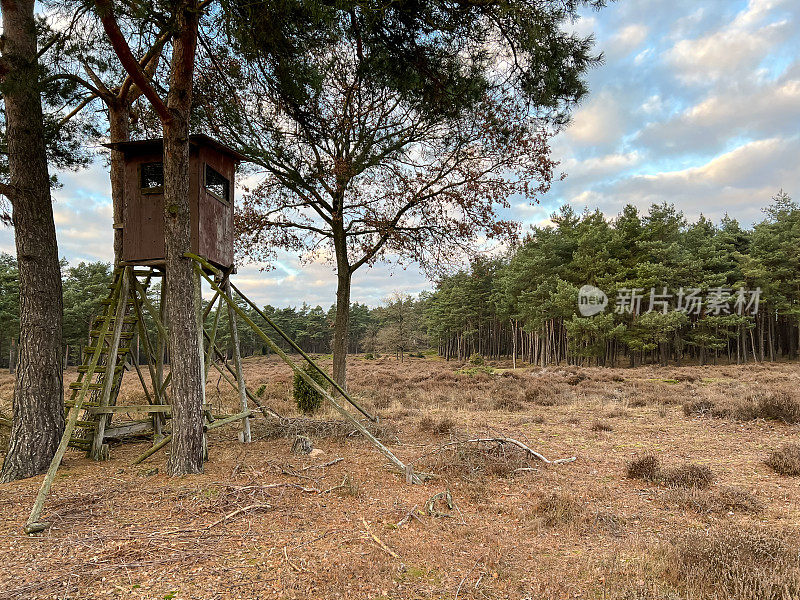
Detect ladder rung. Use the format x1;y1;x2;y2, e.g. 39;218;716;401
77;365;124;373
75;420;98;428
69;382;104;391
84;346;130;355
90;330;134;338
65;401;99;408
68;439;91;448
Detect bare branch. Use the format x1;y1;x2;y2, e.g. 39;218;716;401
94;0;171;122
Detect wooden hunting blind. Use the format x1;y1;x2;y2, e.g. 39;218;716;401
104;134;245;269
24;135;417;533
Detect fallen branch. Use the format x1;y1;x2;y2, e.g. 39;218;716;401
206;503;271;529
437;438;576;465
361;518;400;559
300;457;344;471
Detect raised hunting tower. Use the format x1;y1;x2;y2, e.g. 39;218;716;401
25;135;412;535
104;134;245;269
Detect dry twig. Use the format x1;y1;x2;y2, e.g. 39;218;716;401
361;518;400;559
205;503;271;529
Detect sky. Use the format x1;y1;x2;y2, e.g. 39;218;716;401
2;0;798;308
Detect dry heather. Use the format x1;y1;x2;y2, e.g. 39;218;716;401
0;356;799;599
670;526;800;599
764;443;800;476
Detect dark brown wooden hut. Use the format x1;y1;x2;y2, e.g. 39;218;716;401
104;134;245;269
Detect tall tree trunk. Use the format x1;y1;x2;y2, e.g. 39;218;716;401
163;2;204;476
0;0;65;482
108;102;130;265
332;267;352;391
331;215;351;390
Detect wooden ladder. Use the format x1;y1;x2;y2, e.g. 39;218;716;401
69;268;159;458
25;266;139;533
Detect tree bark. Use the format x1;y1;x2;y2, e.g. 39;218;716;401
331;218;351;391
0;0;65;483
108;102;130;265
163;1;204;476
332;267;352;391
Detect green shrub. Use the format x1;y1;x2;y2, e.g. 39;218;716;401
364;353;374;360
293;363;327;414
469;353;484;365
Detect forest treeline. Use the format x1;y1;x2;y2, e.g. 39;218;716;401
0;257;428;368
426;195;800;367
0;196;797;369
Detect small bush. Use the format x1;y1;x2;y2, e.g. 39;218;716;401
469;353;484;365
683;399;714;416
591;420;613;432
671;526;800;599
737;391;800;423
765;443;800;476
534;493;582;528
364;353;374;360
627;454;661;482
663;463;714;489
292;363;327;414
419;415;454;435
255;383;267;398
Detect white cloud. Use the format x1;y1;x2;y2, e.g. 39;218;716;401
607;24;648;57
561;137;800;224
667;2;790;83
564;91;627;146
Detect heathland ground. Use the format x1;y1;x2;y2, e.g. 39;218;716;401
1;355;799;599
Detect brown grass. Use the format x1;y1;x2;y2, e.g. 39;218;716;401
0;356;799;598
533;492;583;528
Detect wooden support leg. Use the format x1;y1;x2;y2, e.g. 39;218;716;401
226;279;251;443
155;277;167;440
